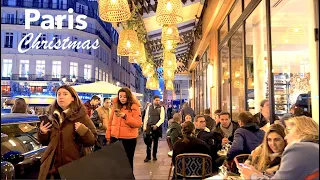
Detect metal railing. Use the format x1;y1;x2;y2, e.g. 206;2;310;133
4;74;95;83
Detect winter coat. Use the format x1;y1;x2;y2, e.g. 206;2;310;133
204;115;216;131
213;121;239;143
83;101;98;117
172;136;211;165
195;128;223;160
167;121;182;146
37;105;97;180
106;98;142;139
226;123;265;161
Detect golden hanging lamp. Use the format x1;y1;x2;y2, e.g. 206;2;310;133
163;51;177;70
161;24;180;45
99;0;131;22
146;76;159;90
117;29;139;56
128;42;147;64
142;63;155;78
165;80;174;90
156;0;183;24
128;56;138;64
163;69;175;80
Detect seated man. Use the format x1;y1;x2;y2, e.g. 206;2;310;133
194;115;222;173
226;111;265;167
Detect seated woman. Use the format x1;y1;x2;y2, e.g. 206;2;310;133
172;121;211;179
239;116;319;180
245;124;286;177
184;114;193;122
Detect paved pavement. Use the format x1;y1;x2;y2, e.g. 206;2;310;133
134;133;172;180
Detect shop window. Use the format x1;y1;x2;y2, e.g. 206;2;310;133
230;27;244;120
219;18;228;42
245;1;267;115
271;0;315;115
230;0;242;28
220;45;230;112
244;0;251;9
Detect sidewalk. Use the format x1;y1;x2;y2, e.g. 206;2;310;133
134;133;171;180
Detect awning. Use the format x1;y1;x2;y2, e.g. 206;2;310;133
71;82;144;97
5;97;56;105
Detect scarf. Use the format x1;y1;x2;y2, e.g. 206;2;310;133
220;122;233;138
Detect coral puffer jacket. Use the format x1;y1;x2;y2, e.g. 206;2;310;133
106;98;142;139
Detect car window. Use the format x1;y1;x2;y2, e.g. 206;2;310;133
1;123;41;155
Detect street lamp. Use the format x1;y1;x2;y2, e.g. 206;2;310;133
116;82;120;86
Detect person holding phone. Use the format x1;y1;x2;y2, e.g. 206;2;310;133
106;87;142;171
37;85;97;180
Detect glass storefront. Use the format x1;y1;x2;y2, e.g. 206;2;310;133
217;0;318;121
194;49;210;114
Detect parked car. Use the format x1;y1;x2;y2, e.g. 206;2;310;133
1;113;47;179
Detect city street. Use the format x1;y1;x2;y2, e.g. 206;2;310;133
134;134;171;180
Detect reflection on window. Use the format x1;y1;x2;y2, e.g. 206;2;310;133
245;1;267;115
230;0;242;27
230;27;244;120
219;19;228;42
1;123;40;155
271;0;314;115
220;45;230;112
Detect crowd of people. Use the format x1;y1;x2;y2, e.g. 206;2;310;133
5;86;319;180
165;100;319;179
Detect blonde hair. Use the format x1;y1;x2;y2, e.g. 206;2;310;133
286;116;319;142
252;124;286;172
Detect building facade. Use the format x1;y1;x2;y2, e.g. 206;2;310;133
190;0;319;122
1;0;147;104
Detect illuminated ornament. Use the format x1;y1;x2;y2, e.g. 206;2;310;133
163;69;175;80
163;51;177;70
166;80;174;90
98;0;131;22
128;42;147;64
156;0;183;24
142;63;155;78
161;24;180;45
146;76;159;90
117;29;139;56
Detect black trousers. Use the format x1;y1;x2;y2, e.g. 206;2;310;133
146;134;159;159
110;137;137;171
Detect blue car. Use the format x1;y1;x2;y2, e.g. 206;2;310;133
1;113;47;179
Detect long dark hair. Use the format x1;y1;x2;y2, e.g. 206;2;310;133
48;85;84;117
12;98;27;113
116;87;140;111
181;121;195;143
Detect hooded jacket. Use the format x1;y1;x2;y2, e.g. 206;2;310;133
37;105;97;180
226;123;265;161
106;97;142;139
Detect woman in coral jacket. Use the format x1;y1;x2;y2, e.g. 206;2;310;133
106;87;142;170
